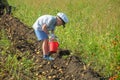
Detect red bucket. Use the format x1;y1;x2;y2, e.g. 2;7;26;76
49;41;59;53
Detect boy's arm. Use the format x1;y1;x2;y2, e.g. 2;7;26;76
42;24;49;34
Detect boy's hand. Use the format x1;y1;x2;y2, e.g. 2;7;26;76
50;34;58;39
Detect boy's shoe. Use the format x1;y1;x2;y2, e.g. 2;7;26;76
43;55;54;61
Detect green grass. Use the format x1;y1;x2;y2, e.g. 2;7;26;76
4;0;120;78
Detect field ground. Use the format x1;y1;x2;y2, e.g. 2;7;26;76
0;15;107;80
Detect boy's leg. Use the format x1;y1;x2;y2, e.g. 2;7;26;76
42;39;49;56
42;39;54;60
34;30;54;60
34;30;48;54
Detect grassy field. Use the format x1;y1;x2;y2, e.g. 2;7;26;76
2;0;120;78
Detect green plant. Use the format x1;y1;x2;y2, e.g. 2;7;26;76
0;30;11;55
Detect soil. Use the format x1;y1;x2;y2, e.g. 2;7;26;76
0;15;105;80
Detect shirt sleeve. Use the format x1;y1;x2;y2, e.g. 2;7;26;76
38;15;56;31
46;18;55;31
46;18;53;27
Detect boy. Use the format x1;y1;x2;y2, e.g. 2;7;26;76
32;12;69;60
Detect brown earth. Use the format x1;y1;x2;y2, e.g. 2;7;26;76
0;15;106;80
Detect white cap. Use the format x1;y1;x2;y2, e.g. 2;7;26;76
57;12;69;25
